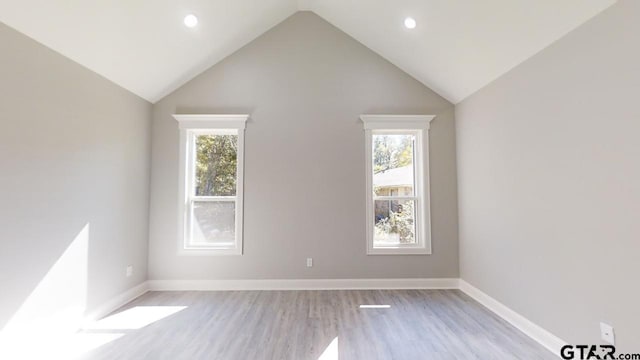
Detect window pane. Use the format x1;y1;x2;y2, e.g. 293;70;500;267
372;134;414;196
190;201;236;246
373;199;416;245
195;134;237;196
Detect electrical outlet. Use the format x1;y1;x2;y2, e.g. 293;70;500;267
600;322;615;344
306;258;313;267
126;265;133;277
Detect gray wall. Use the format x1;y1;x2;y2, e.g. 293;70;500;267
149;12;459;280
0;23;151;330
456;0;639;351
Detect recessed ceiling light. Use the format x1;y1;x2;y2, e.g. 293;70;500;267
184;14;198;28
404;17;417;29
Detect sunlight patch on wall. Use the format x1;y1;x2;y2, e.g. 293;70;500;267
0;224;90;358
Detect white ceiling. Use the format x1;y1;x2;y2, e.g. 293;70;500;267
306;0;616;103
0;0;616;103
0;0;297;102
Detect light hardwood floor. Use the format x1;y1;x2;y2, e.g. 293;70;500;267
79;290;555;360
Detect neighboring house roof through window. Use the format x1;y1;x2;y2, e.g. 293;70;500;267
373;165;413;188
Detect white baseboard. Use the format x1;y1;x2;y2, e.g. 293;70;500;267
458;280;565;356
147;278;460;291
83;281;149;325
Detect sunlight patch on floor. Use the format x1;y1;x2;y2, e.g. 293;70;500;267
0;329;124;360
85;306;187;330
0;306;188;359
359;304;391;309
318;336;339;360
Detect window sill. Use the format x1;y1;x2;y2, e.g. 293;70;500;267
178;247;242;256
367;247;431;255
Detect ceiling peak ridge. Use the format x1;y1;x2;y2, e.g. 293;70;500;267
297;0;314;11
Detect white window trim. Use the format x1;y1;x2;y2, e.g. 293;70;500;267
174;114;249;256
360;114;435;255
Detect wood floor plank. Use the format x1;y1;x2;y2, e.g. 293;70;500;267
79;290;557;360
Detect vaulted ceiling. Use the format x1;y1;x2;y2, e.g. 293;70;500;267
0;0;616;103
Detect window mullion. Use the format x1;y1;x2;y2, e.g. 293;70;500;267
373;196;418;201
192;196;237;202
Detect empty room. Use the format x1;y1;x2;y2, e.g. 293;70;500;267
1;0;638;359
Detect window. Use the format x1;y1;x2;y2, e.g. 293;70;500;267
174;114;248;255
361;115;435;255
